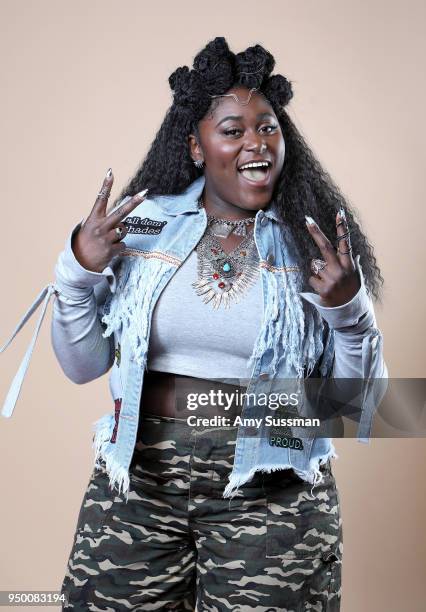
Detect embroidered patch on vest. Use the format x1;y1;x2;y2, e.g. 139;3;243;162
268;405;304;451
269;435;304;450
124;216;167;235
115;342;121;367
110;398;122;443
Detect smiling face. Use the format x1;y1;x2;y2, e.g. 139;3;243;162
188;86;285;217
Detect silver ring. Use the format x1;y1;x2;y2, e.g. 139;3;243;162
337;245;353;255
311;258;327;276
336;229;352;254
97;188;109;197
336;230;351;243
115;227;123;238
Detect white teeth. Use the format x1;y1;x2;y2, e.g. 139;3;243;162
238;161;270;171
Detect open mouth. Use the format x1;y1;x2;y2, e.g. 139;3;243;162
237;160;272;183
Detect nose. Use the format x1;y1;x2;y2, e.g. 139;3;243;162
243;132;267;154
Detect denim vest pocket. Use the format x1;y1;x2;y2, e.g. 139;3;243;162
263;465;342;560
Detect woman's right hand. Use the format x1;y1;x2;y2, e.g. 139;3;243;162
72;169;148;273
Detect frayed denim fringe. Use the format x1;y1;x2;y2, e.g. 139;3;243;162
91;412;131;503
247;264;325;380
221;265;328;500
223;444;339;502
101;255;170;368
91;255;171;501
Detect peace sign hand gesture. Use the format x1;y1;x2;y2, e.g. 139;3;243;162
305;208;360;308
72;169;149;273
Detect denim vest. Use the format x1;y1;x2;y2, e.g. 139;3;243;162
0;176;384;501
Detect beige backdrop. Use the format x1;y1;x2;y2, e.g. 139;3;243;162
1;1;425;610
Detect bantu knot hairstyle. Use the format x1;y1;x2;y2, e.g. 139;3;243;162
168;37;293;121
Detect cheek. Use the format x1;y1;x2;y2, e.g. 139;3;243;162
205;139;239;169
275;137;286;170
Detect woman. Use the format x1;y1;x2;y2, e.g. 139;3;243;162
1;38;386;610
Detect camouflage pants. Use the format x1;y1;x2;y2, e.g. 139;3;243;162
60;414;343;611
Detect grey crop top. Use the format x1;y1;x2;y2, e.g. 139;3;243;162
146;249;263;380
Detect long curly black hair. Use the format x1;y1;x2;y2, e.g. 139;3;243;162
113;37;383;300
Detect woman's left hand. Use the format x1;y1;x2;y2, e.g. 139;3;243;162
305;209;360;307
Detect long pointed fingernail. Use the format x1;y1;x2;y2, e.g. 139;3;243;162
106;168;112;179
339;206;346;220
136;188;149;198
305;215;316;225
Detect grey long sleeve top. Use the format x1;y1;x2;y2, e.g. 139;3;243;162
50;221;387;384
0;219;387;419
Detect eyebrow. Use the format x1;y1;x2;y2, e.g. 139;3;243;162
215;112;275;128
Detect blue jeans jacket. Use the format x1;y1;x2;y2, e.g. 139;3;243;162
0;176;387;500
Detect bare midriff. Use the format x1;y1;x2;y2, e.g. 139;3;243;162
140;370;183;418
140;370;245;419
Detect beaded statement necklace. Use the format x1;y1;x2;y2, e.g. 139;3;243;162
192;198;260;309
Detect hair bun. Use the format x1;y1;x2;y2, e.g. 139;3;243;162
168;65;209;113
262;74;293;107
168;66;190;94
192;36;235;94
234;44;275;89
